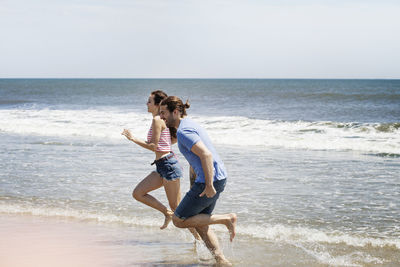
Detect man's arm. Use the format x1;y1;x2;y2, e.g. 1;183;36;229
191;141;216;198
189;166;196;188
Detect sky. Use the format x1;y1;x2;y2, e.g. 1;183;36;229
1;0;399;79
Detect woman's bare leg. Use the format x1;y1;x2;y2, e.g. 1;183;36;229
163;178;181;211
163;178;201;239
161;178;180;229
132;171;171;228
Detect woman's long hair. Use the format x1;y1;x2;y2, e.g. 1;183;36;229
151;90;168;105
151;90;178;139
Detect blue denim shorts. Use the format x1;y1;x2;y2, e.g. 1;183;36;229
155;153;182;181
174;179;226;220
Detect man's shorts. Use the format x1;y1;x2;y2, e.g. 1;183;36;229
174;179;226;220
155;153;182;181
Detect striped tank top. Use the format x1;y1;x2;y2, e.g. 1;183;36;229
147;126;172;152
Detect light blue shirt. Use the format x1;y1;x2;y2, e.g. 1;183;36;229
177;118;227;183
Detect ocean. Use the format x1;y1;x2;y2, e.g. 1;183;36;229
1;79;399;266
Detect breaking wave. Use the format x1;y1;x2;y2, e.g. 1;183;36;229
1;108;399;154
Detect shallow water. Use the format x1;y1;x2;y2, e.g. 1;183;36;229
1;79;399;266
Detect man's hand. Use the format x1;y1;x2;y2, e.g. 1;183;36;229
199;184;216;198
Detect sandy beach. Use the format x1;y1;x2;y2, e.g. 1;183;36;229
0;214;216;267
0;213;352;267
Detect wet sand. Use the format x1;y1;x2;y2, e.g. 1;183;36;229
3;213;390;266
0;214;214;267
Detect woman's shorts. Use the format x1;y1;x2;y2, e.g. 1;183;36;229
154;153;182;181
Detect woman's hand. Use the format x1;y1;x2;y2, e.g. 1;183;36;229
121;129;135;141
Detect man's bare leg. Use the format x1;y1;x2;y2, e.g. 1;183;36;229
195;225;232;266
173;213;237;242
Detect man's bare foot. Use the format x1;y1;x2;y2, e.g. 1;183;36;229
160;211;173;229
216;256;232;266
226;213;237;242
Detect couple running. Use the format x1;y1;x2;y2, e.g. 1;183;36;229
122;90;237;266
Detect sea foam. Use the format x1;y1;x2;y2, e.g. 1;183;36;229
1;202;399;251
1;108;399;154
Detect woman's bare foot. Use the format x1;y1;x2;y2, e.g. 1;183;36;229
226;213;237;242
216;256;232;266
160;210;173;229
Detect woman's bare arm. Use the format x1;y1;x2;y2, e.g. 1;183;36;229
121;118;164;152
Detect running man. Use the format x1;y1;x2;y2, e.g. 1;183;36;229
159;96;237;266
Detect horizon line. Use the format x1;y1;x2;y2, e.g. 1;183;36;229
1;77;400;80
